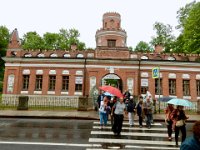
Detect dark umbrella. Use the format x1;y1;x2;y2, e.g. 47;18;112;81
158;96;174;102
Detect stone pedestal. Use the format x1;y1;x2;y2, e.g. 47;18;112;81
78;96;93;111
17;96;29;110
197;99;200;114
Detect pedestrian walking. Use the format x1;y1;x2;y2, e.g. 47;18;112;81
171;105;189;146
143;97;153;129
97;90;105;109
136;100;143;128
180;120;200;150
123;89;131;101
164;104;174;141
126;96;136;127
99;96;109;129
110;96;117;126
111;97;126;136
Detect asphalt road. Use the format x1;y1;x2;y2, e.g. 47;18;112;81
0;118;94;150
0;118;194;150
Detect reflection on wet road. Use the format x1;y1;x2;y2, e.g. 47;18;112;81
0;118;193;150
88;121;193;149
0;118;94;150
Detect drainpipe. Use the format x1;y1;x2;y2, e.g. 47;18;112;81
138;59;141;98
83;58;87;97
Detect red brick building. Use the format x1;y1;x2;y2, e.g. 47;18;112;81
2;12;200;110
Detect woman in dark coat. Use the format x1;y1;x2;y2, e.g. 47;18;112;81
171;105;189;146
136;100;143;128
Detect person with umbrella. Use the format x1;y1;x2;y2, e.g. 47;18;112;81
164;104;174;141
171;105;189;146
111;96;126;136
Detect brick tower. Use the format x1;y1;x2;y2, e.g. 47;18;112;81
95;12;127;47
95;12;129;59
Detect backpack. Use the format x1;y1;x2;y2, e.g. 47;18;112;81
127;101;134;112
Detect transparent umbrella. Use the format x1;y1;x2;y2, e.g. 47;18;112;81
167;98;193;107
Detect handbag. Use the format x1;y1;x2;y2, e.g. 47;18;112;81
176;119;185;127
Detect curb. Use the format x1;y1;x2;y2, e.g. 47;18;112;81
0;115;197;123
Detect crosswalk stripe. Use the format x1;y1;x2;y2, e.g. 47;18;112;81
93;126;167;131
125;145;179;150
89;138;176;146
91;131;168;137
0;141;102;147
86;146;179;150
93;121;162;126
88;121;179;149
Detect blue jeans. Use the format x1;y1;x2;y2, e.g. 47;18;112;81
99;112;107;126
146;114;152;127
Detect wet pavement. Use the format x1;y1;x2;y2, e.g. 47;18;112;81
0;118;195;150
88;121;194;150
0;118;95;150
0;110;199;149
0;110;199;122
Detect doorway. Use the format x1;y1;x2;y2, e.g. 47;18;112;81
101;74;123;92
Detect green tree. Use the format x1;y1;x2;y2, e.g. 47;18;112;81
150;22;175;53
22;32;44;50
172;34;185;53
172;1;196;53
0;26;9;51
176;1;196;31
43;32;60;50
134;41;150;52
182;2;200;53
0;26;9;93
59;28;85;50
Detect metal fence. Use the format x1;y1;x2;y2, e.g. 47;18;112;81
0;94;79;110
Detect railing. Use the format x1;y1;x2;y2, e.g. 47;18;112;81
0;94;79;110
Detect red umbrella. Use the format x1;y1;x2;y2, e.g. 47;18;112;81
99;85;123;98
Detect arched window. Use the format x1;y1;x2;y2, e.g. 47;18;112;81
141;56;148;60
24;53;32;57
168;56;176;61
50;53;58;57
77;54;84;58
63;53;71;58
37;53;45;57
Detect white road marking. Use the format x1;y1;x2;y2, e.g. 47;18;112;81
93;121;162;126
89;138;176;146
93;126;167;131
125;145;179;149
91;131;168;137
0;141;101;147
86;145;179;150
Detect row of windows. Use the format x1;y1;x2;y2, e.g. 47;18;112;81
141;79;200;96
22;75;82;92
24;53;86;58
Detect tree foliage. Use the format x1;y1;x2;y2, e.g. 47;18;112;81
176;1;196;31
21;28;86;50
22;32;44;50
0;26;9;92
182;2;200;53
150;22;175;53
134;41;150;52
0;26;9;51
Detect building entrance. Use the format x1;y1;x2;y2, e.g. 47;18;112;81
101;74;123;92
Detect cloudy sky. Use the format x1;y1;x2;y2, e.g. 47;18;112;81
0;0;197;48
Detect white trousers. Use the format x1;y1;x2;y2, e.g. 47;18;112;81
128;112;134;125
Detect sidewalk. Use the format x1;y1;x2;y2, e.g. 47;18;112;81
0;110;199;122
